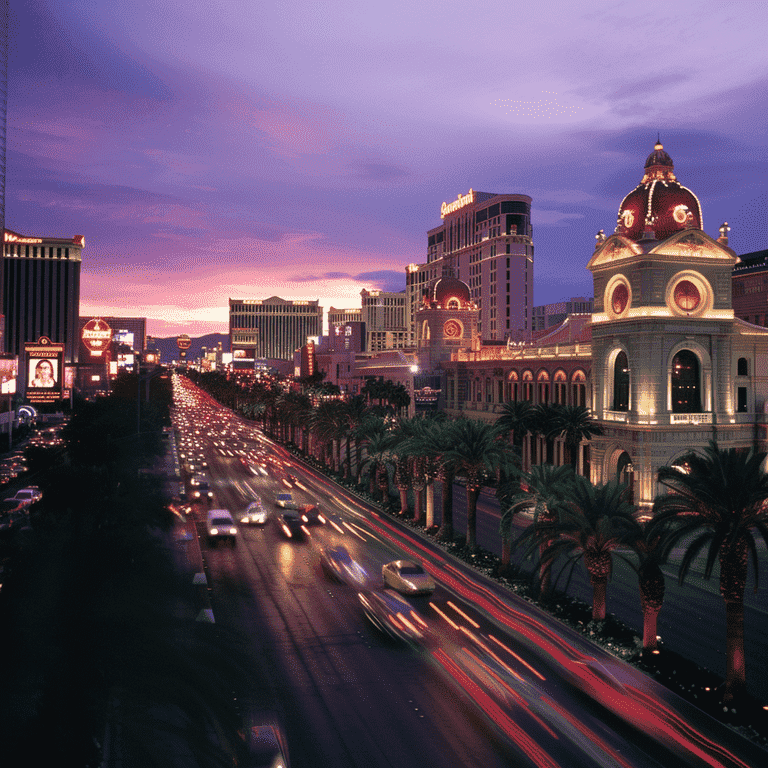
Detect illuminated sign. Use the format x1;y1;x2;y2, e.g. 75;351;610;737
176;335;192;350
4;230;43;244
82;318;112;356
25;336;65;403
440;189;475;219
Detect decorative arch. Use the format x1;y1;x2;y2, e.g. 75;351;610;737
604;346;631;413
666;341;712;413
446;298;460;310
553;369;567;404
571;369;587;407
507;369;519;402
604;445;635;505
536;368;550;404
522;369;534;401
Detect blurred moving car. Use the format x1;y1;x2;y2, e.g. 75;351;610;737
241;498;269;525
299;504;325;526
276;511;307;540
319;544;368;587
275;492;299;509
190;474;214;500
11;487;42;508
358;589;430;645
382;559;436;595
206;509;237;546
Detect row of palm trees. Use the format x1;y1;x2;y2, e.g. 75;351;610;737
506;444;768;703
185;370;768;703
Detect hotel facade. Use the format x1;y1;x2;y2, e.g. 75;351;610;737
406;191;533;346
229;296;323;364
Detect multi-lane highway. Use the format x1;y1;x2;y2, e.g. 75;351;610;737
172;374;768;768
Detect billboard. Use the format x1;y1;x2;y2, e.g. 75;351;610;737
25;337;65;403
82;318;113;357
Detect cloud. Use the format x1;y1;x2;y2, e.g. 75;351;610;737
531;208;585;227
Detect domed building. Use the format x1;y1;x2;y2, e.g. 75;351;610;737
442;141;768;514
616;141;703;242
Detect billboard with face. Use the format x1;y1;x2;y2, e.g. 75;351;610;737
25;337;65;403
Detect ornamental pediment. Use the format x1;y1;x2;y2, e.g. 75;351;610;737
587;235;641;269
648;229;736;262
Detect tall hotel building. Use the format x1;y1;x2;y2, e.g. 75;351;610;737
406;190;533;344
360;288;408;352
229;296;323;363
3;229;84;364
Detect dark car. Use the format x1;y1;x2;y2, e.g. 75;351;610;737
299;504;325;526
276;511;308;540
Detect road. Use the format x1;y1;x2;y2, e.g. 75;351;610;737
172;375;768;767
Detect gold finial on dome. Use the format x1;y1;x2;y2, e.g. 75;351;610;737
718;222;731;245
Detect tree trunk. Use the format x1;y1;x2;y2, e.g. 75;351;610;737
591;579;607;621
723;599;746;702
413;487;423;524
642;607;660;652
466;486;480;550
425;482;435;528
438;469;454;541
501;536;511;569
398;487;408;515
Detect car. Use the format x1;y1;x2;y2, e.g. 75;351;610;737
381;559;436;595
299;504;325;526
275;511;308;540
358;589;431;645
206;509;237;546
275;492;299;510
241;498;269;525
11;488;41;508
319;544;368;587
190;474;214;500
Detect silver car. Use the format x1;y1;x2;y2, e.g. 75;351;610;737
319;544;368;587
241;498;269;525
358;589;431;645
382;559;436;595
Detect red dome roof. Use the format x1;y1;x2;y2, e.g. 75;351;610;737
425;276;471;308
616;142;703;242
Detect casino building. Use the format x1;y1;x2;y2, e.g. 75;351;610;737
3;228;84;365
406;190;533;346
442;142;768;514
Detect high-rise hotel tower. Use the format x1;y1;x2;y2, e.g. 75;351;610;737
406;190;533;345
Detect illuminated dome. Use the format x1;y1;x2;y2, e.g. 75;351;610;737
424;275;471;308
616;141;703;242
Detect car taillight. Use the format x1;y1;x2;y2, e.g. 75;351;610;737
281;525;292;537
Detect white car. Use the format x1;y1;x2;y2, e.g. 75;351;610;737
382;559;436;595
206;509;237;546
11;487;42;508
241;498;269;525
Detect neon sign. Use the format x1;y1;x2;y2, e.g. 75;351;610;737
4;231;42;244
440;189;475;219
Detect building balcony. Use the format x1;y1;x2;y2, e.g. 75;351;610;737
670;413;713;425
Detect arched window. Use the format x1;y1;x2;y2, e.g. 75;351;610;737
475;377;482;402
671;350;701;413
537;370;550;404
571;370;586;407
485;377;492;403
522;371;534;401
737;357;748;376
613;351;630;411
446;298;460;310
507;371;519;402
554;370;567;404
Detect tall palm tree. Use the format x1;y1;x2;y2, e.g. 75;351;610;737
649;442;768;702
340;395;370;480
359;430;395;501
531;402;561;465
549;404;603;472
442;419;513;550
412;418;456;538
497;464;575;581
390;417;424;516
516;475;638;620
352;414;386;487
495;401;536;468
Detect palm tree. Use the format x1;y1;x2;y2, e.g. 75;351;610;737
649;442;768;702
390;417;424;516
352;414;386;487
495;401;536;469
531;402;561;465
549;404;603;472
516;475;638;620
340;395;369;480
441;419;513;550
359;430;395;501
497;464;575;582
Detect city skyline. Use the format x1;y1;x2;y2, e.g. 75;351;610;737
7;1;768;337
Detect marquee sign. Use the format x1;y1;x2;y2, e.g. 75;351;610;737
176;335;192;350
82;318;112;357
25;336;65;403
440;189;475;219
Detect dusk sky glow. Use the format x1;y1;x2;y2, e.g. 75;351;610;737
8;1;768;337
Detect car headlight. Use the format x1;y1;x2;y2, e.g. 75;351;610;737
281;525;292;537
229;527;237;535
210;527;218;535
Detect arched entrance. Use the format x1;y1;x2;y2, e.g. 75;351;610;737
671;350;701;413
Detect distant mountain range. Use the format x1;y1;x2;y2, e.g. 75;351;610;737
148;333;229;362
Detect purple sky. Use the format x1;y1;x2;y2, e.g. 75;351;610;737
7;1;768;338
